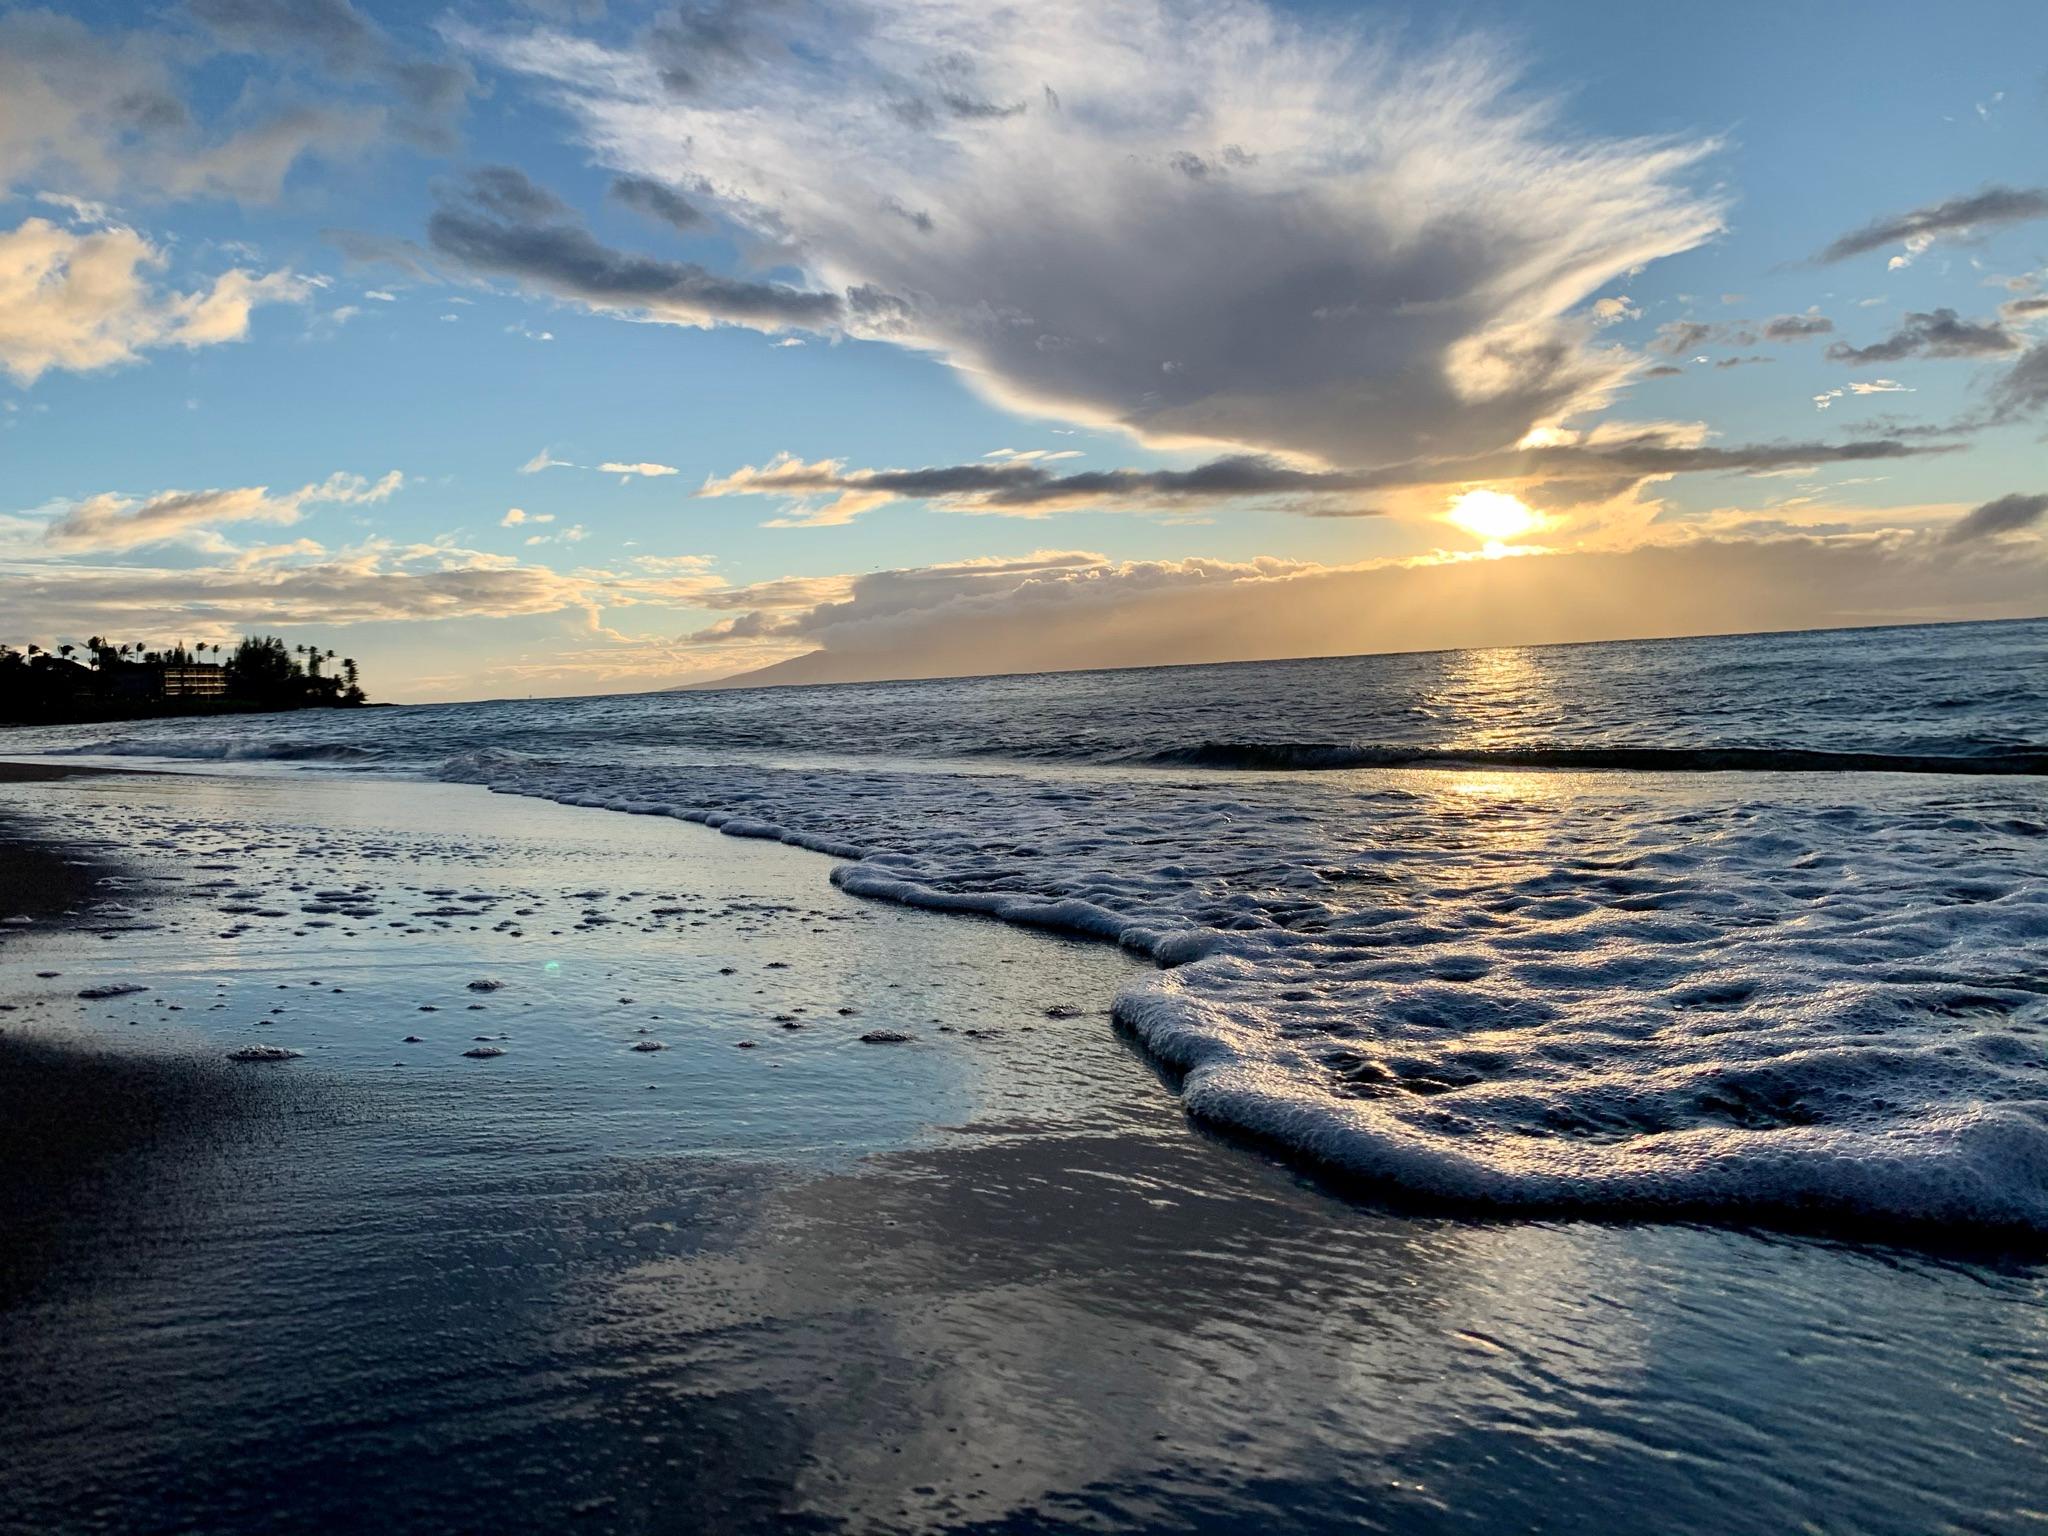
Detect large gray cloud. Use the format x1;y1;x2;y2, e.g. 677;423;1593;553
463;0;1726;468
1945;492;2048;544
424;165;843;330
1818;185;2048;264
1825;309;2018;367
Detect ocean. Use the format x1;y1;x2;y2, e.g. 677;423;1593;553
17;617;2048;1236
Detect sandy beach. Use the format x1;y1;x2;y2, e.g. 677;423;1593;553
2;761;2043;1535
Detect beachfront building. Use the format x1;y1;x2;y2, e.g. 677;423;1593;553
159;663;228;699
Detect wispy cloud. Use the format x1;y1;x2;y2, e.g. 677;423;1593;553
698;435;1951;525
1824;308;2018;366
1943;491;2048;544
1817;185;2048;267
420;165;842;332
32;470;402;554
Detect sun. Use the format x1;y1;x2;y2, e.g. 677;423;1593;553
1446;489;1542;550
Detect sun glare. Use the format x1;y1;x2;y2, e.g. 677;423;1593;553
1446;489;1541;549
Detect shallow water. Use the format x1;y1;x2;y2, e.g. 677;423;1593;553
1;773;2044;1535
14;620;2045;1236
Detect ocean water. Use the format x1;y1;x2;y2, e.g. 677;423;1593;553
18;618;2048;1236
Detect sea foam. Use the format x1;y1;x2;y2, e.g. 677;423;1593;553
443;752;2048;1236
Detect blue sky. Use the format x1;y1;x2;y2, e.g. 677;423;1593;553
3;0;2045;699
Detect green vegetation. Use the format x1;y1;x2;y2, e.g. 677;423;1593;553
0;635;368;725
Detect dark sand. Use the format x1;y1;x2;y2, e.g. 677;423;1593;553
1;766;2044;1536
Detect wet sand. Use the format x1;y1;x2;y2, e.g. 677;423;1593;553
1;766;2044;1535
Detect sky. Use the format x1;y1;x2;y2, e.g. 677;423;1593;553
2;0;2045;702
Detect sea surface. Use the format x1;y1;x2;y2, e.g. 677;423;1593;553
15;618;2048;1236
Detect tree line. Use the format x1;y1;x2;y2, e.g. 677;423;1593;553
0;634;369;723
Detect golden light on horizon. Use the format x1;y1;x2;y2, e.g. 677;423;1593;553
1446;489;1542;555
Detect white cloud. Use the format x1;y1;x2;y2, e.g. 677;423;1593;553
1814;379;1915;409
501;507;557;526
0;218;311;384
597;460;679;479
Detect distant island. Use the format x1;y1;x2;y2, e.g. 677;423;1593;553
0;636;369;725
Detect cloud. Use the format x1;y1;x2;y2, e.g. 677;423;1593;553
1817;185;2048;265
459;0;1725;468
0;218;311;384
0;10;410;204
1763;312;1833;341
185;0;474;150
1943;492;2048;544
1589;296;1639;327
597;460;679;478
1650;321;1716;356
1825;308;2019;367
458;162;576;223
4;542;596;641
692;533;2048;687
698;434;1951;524
423;164;842;331
1812;380;1916;410
609;174;707;232
501;507;556;526
34;469;402;553
1988;341;2048;421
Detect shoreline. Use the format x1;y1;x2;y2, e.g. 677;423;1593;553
14;754;2048;1245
